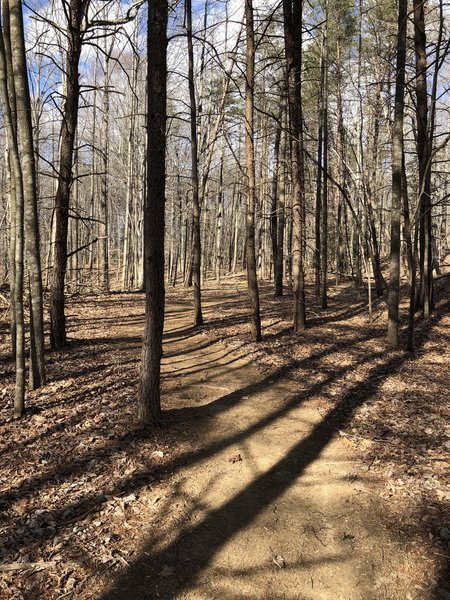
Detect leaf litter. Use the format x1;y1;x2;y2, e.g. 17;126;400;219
0;276;448;598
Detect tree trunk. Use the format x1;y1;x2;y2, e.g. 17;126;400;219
271;107;282;294
49;0;85;349
283;0;306;331
387;0;407;348
138;0;167;424
275;140;286;297
215;140;224;283
244;0;262;342
0;16;25;415
9;0;45;387
320;6;328;309
413;0;431;319
99;47;110;293
186;0;203;326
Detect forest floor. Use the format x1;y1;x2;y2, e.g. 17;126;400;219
0;274;449;599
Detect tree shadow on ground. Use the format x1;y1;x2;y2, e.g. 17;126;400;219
99;302;449;599
0;284;447;598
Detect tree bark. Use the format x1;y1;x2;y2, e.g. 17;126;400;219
320;5;328;309
413;0;431;319
8;0;46;387
387;0;407;348
271;108;282;294
186;0;203;326
283;0;306;331
244;0;262;342
138;0;167;424
99;46;110;293
49;0;86;349
0;16;25;415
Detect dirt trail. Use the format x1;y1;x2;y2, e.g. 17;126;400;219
103;295;417;600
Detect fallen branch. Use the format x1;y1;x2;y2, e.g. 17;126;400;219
0;561;59;572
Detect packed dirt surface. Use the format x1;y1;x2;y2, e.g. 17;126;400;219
0;275;448;599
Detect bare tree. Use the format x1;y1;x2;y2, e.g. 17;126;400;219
244;0;262;341
0;6;24;415
138;0;168;424
186;0;203;326
9;0;45;387
283;0;306;331
387;0;407;348
49;0;88;349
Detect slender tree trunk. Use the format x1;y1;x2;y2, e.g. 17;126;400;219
232;190;240;273
121;88;136;290
9;0;45;387
99;48;110;293
314;60;323;301
0;16;25;415
138;0;167;424
402;155;414;286
215;140;224;283
2;0;16;358
413;0;431;318
6;147;16;357
387;0;407;348
244;0;261;341
12;150;24;416
320;6;328;309
186;0;203;326
271;107;282;293
275;138;286;297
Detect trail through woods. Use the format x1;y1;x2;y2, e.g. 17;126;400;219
0;276;449;598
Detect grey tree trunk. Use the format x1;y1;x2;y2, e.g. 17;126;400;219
186;0;203;326
244;0;262;342
2;0;16;362
271;108;282;294
413;0;432;319
9;0;45;387
387;0;407;348
0;15;25;415
320;6;328;309
99;46;110;293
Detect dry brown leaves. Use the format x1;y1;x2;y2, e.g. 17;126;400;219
0;277;448;598
0;294;188;599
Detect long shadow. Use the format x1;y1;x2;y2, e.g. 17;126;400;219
99;303;449;598
0;321;382;519
0;335;385;564
163;337;239;360
1;285;447;596
99;352;408;598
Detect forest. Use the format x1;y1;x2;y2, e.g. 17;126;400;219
0;0;449;597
